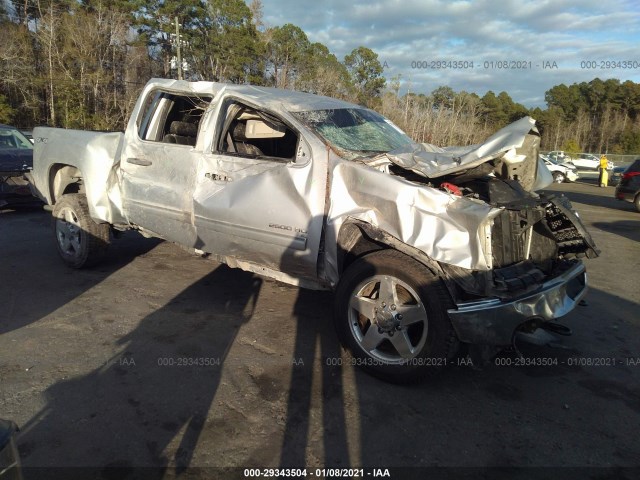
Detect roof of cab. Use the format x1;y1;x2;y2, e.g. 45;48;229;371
144;78;359;112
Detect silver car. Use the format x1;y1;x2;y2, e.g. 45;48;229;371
30;79;600;382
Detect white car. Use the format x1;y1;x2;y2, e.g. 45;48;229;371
570;154;614;171
541;155;579;183
547;151;571;163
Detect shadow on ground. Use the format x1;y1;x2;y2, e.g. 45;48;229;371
277;275;640;471
6;209;640;478
0;208;161;334
542;182;628;211
18;265;262;479
591;220;640;242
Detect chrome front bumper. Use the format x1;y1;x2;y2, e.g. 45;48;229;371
448;261;588;345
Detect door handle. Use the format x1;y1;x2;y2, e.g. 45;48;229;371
205;172;232;182
127;158;152;166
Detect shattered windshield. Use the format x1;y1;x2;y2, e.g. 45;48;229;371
293;108;414;160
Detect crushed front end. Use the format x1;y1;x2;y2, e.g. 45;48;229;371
366;117;600;346
320;112;599;348
441;181;599;345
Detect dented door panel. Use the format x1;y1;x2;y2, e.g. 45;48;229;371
120;140;200;247
193;151;327;279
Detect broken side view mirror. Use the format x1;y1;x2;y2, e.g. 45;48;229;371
244;119;286;139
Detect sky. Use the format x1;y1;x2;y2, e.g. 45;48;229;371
260;0;640;108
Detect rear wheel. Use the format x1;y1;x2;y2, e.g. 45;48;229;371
634;194;640;212
334;250;458;383
52;194;110;268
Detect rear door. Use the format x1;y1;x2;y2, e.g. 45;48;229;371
120;90;212;247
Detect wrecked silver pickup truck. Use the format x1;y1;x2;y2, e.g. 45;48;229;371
30;78;599;382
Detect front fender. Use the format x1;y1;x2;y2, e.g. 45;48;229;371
324;160;502;285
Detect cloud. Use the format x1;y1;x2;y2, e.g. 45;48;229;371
259;0;640;107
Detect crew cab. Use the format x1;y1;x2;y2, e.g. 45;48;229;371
29;79;599;382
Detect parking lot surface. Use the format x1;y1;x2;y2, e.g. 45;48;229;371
1;180;639;479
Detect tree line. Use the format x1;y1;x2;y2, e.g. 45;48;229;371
1;0;639;154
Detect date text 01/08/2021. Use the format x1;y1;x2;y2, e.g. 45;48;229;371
493;357;640;367
409;60;559;69
243;468;391;478
324;356;473;367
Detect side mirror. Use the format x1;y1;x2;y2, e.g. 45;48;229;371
244;119;285;139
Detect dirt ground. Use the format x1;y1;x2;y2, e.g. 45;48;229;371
1;179;639;479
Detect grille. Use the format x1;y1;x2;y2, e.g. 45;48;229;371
544;196;600;258
491;208;545;268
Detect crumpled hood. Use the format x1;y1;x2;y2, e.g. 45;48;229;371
364;116;540;184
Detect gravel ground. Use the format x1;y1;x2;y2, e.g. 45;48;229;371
1;179;639;479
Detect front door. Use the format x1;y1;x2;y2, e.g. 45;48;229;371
193;99;326;280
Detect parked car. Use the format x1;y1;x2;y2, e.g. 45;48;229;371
546;151;571;163
570;153;615;171
611;165;627;184
541;154;579;183
0;124;36;208
614;159;640;211
29;79;600;383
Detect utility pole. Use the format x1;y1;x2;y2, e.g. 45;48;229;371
175;16;183;80
404;76;411;124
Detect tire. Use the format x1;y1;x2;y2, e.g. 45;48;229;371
552;172;565;183
52;194;110;268
334;249;458;383
634;194;640;213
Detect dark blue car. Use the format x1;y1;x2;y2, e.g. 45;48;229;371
0;124;36;207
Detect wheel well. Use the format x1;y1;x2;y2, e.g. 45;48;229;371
336;219;459;300
336;220;442;276
49;164;85;204
336;221;386;274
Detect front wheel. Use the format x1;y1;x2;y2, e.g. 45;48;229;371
334;250;459;383
552;172;565;183
52;194;110;268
